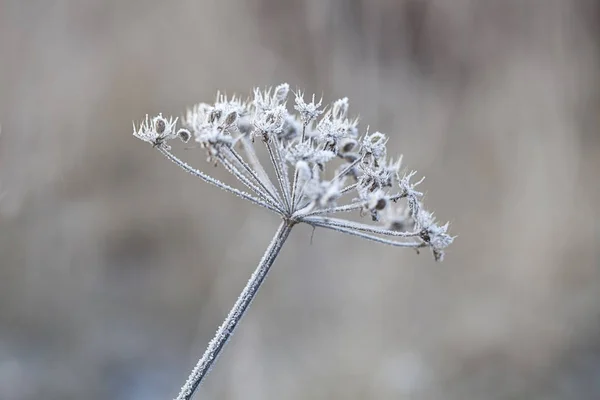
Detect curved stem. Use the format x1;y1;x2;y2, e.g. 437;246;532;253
302;216;421;238
174;220;294;400
305;218;425;248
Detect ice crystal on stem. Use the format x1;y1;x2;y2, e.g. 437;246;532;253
132;84;454;400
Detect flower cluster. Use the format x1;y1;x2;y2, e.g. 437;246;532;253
133;84;453;260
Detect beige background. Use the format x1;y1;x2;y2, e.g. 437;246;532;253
0;1;599;399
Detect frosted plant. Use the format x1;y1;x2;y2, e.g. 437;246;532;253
133;84;454;400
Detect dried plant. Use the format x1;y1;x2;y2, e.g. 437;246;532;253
133;83;454;399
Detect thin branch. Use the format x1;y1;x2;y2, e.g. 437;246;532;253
265;137;291;212
291;171;311;211
217;154;286;214
389;192;408;202
240;136;281;202
307;219;425;248
158;148;281;214
290;168;300;210
301;216;420;238
294;201;365;218
174;221;294;400
291;123;309;209
300;122;307;142
225;146;281;205
332;157;361;182
339;182;357;196
270;137;291;203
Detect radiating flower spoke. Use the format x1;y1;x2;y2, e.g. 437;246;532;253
301;216;421;238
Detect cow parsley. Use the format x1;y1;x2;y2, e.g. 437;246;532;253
133;84;454;400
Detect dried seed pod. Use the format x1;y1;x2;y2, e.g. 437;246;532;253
366;190;389;213
154;116;167;134
209;109;222;124
274;83;289;104
374;197;387;210
178;128;191;143
339;137;358;154
224;111;238;127
332;97;349;120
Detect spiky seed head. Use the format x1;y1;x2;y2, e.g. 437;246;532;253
132;83;454;261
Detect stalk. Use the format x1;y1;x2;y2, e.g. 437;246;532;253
174;220;295;400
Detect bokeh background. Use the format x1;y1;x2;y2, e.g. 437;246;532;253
1;1;599;399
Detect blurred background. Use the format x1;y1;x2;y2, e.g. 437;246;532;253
1;1;599;399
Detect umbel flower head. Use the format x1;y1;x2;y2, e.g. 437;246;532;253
133;83;454;261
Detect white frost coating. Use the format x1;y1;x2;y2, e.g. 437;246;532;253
173;221;293;400
303;216;421;238
306;218;426;249
158;148;281;214
134;84;452;259
131;84;454;399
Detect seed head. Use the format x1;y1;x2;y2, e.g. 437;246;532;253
133;113;179;149
133;83;454;261
294;91;323;125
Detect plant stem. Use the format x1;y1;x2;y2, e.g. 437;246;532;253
174;220;295;400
